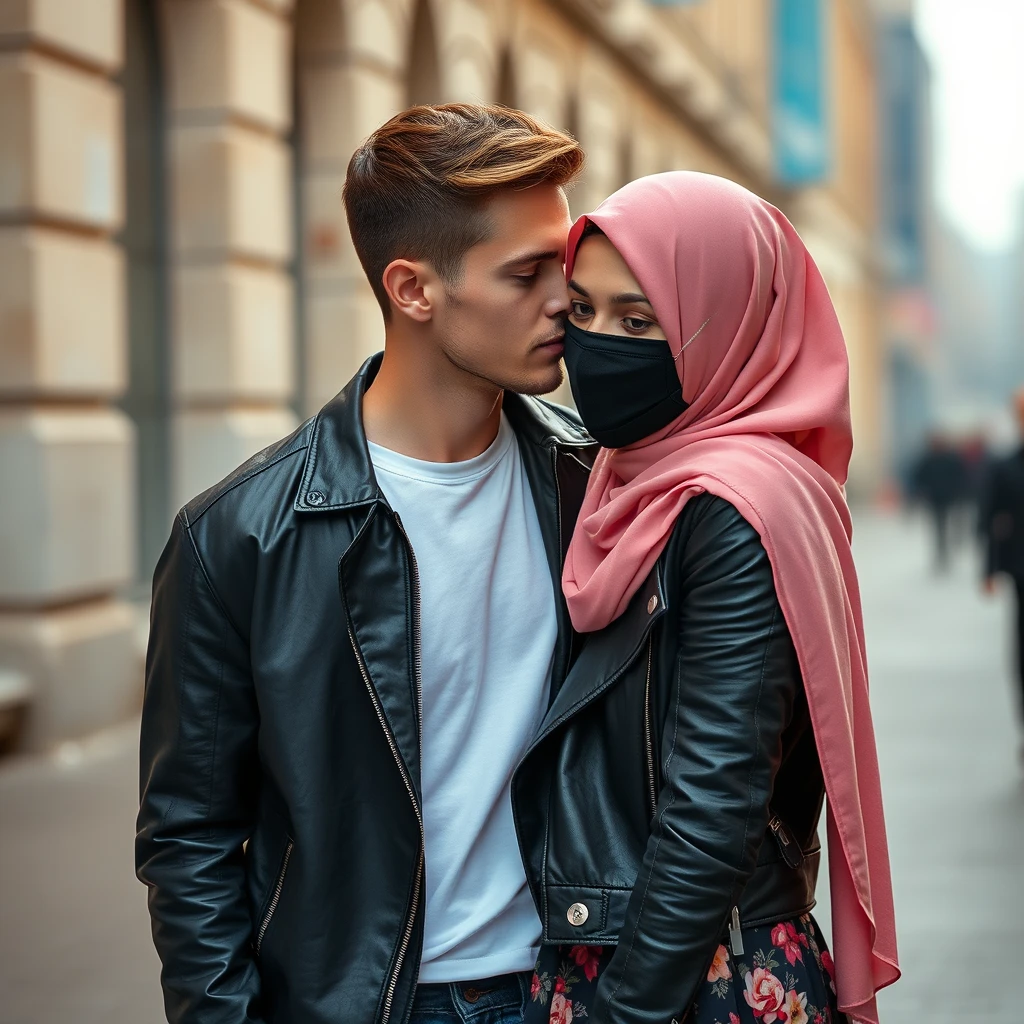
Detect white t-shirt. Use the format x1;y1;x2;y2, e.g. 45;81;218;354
367;412;556;984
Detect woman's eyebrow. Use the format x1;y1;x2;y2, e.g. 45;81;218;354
569;280;653;307
610;292;653;306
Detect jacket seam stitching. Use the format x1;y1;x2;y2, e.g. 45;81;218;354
548;883;635;891
188;439;311;525
178;508;232;835
155;526;200;836
606;639;686;1007
739;601;778;865
299;410;324;495
740;899;817;931
181;508;247;640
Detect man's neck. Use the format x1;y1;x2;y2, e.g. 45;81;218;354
362;340;504;463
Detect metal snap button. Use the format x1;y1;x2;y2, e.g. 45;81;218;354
567;902;589;926
647;594;659;614
306;490;326;506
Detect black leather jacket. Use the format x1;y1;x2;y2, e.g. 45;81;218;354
512;494;824;1024
136;354;597;1024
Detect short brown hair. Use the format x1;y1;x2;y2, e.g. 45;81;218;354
343;103;584;317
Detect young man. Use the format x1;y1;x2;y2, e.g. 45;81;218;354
136;105;596;1024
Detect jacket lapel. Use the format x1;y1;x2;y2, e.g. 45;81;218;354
338;502;422;798
533;567;667;745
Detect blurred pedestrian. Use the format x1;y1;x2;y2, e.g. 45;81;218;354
980;388;1024;733
910;433;968;571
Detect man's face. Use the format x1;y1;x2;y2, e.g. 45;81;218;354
430;184;573;395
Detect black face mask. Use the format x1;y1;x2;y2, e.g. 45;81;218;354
562;320;689;449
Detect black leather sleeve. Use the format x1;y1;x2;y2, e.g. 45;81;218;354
136;512;265;1024
592;496;800;1024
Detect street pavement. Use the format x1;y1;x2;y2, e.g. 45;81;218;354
0;508;1020;1023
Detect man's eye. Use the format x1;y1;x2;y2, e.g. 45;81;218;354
513;270;540;283
570;301;594;318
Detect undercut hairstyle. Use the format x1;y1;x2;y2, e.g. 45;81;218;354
343;103;585;318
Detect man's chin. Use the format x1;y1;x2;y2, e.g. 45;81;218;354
508;361;565;397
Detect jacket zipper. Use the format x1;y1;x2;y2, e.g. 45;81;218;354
348;622;424;1024
382;512;426;1024
349;515;425;1024
551;447;574;684
643;637;657;822
255;839;294;954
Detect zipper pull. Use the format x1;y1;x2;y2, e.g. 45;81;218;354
729;905;744;957
769;815;805;869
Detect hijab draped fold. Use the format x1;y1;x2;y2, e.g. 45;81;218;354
562;173;899;1023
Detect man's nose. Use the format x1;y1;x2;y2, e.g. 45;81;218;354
545;280;571;318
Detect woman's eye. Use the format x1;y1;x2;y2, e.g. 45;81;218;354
570;301;594;318
623;317;655;332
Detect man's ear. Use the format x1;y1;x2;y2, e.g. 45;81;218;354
382;259;437;323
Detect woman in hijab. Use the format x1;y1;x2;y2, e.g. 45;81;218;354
513;173;899;1024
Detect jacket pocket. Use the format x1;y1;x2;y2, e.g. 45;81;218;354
767;815;805;869
255;837;294;955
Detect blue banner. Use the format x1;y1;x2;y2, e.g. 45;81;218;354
773;0;829;184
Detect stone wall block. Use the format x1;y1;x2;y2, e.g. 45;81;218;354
0;599;141;751
0;227;125;397
0;53;123;229
303;286;383;415
0;408;135;605
173;408;298;511
298;64;354;170
517;45;568;129
348;0;404;71
174;263;294;401
301;175;360;281
0;0;123;72
165;0;290;132
171;124;292;262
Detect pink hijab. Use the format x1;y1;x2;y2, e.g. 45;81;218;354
562;173;899;1022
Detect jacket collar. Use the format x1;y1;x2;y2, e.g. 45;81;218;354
295;352;593;513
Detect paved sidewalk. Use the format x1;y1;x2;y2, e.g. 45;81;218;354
0;722;164;1023
854;510;1023;1023
0;509;1020;1023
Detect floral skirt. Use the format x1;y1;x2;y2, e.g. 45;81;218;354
526;913;845;1024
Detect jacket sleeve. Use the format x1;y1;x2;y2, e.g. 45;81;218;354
136;511;264;1024
592;497;800;1024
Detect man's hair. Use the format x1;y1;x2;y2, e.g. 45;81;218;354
343;103;585;317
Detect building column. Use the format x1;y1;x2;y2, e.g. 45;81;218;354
294;0;407;414
0;0;140;749
160;0;298;509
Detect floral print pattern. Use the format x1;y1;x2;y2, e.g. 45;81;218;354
525;914;847;1024
771;921;809;966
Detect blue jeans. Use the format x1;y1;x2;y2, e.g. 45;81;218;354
409;971;531;1024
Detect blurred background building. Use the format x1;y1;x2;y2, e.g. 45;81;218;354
0;0;957;751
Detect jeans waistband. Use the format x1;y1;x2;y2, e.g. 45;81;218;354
412;970;530;1018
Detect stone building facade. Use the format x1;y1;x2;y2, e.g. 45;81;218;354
0;0;883;750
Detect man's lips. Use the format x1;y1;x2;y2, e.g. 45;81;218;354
537;333;565;349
